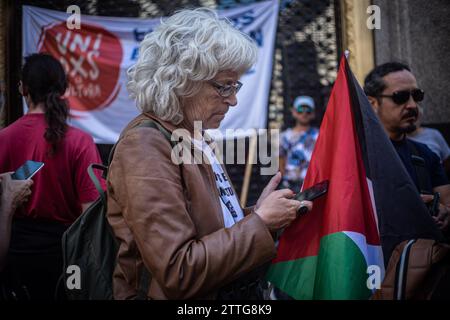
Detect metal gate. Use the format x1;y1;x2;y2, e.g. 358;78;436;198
4;0;341;205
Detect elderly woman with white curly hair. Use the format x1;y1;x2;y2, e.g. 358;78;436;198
107;8;312;300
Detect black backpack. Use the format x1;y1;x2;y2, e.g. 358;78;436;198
61;119;173;300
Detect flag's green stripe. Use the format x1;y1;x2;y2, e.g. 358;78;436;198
314;232;371;299
266;255;317;300
267;232;371;300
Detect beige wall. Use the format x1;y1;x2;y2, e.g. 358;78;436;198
340;0;375;86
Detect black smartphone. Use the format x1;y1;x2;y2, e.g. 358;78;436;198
296;180;329;202
296;180;329;216
11;160;45;180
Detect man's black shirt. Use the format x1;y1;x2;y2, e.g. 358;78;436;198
392;138;449;193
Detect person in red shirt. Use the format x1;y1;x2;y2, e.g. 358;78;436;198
0;53;103;300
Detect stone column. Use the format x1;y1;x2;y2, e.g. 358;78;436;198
340;0;375;85
372;0;450;126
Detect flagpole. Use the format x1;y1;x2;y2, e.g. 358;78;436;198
240;132;258;207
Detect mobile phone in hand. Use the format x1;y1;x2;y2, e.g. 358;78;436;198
11;160;45;180
429;192;440;217
295;180;329;215
296;180;329;202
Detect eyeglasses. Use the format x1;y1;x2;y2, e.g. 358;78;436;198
296;105;313;114
378;89;424;105
209;80;243;98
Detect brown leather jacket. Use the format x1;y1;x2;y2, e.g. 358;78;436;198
106;113;276;300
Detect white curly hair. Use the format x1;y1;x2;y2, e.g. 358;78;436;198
127;8;258;124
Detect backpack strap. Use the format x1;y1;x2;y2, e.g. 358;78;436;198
393;239;416;300
87;163;107;204
407;139;431;194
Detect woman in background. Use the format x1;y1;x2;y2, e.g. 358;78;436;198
0;53;103;300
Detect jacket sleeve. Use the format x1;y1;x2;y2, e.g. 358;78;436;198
109;127;276;299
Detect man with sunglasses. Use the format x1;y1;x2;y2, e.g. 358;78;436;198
364;62;450;232
279;96;319;193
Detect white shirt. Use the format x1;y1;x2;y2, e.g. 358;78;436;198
192;139;244;228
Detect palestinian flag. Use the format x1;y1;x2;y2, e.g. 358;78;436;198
266;56;443;300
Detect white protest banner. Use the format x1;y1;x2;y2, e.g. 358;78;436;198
23;0;278;143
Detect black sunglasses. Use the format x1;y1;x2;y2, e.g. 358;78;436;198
379;89;424;105
209;80;243;98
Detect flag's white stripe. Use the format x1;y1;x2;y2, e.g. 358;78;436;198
364;178;386;285
366;178;381;236
343;231;385;287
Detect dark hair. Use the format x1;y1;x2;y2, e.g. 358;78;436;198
22;53;69;155
363;62;411;97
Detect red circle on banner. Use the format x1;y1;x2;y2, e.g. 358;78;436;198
38;22;123;111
